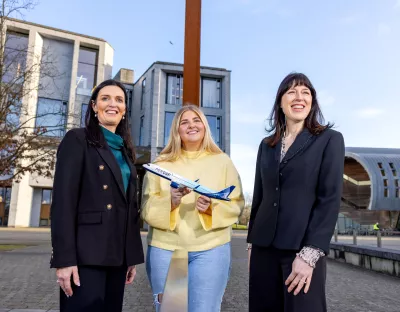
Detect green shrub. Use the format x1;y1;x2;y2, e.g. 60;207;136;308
232;224;248;230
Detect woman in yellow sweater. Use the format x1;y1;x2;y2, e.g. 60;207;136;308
141;105;244;312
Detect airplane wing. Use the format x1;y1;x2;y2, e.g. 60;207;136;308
195;185;236;201
170;177;186;189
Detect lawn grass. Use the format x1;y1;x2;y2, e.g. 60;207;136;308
0;244;28;251
232;224;248;230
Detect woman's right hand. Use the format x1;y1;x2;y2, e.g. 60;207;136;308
56;266;80;297
171;186;191;210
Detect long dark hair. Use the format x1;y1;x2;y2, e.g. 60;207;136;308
85;79;136;163
265;72;332;146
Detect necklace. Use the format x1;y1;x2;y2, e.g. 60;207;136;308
280;133;286;162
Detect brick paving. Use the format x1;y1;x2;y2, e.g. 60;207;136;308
0;234;400;311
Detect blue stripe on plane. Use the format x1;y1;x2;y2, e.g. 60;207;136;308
195;185;236;201
146;168;172;181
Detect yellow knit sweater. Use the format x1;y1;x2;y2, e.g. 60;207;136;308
140;150;244;252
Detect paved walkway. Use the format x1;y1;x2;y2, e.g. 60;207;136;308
1;233;400;311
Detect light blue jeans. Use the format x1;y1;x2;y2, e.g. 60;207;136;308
146;243;231;312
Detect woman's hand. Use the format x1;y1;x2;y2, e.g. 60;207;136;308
125;266;136;285
171;187;191;210
56;266;80;297
285;256;314;295
196;195;211;215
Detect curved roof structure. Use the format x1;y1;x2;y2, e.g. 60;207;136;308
343;147;400;212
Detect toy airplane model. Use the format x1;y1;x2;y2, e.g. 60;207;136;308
143;163;235;201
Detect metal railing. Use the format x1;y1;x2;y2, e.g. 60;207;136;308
333;229;400;248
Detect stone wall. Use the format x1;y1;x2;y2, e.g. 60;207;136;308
329;242;400;277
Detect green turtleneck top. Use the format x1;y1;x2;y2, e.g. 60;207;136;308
101;126;131;192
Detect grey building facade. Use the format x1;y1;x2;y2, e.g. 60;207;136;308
129;61;231;162
338;147;400;232
0;18;114;227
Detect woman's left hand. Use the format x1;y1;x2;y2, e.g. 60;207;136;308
125;266;136;285
196;195;211;215
285;256;313;295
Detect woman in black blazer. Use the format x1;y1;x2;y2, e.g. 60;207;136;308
247;73;344;312
50;79;144;312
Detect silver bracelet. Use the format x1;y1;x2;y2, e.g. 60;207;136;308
296;246;324;268
246;243;252;251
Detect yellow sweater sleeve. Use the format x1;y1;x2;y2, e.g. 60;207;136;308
140;172;179;231
197;157;244;231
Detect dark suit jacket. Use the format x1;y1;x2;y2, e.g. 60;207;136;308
247;128;345;254
50;128;144;268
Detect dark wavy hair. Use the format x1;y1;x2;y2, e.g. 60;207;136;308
84;79;136;163
265;72;332;146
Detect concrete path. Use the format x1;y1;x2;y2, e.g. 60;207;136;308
1;232;400;311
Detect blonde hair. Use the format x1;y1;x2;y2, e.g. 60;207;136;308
156;104;222;162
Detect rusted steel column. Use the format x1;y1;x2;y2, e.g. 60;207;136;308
183;0;201;106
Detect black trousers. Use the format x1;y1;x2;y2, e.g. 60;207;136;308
249;246;327;312
60;265;127;312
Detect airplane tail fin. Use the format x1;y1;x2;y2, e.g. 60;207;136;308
215;185;236;200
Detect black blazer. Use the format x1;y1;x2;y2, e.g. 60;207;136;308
50;128;144;268
247;128;345;254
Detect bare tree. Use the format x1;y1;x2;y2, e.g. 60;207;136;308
238;192;252;225
244;192;252;208
0;0;77;187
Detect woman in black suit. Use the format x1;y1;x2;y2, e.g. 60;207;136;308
50;79;144;312
247;73;344;312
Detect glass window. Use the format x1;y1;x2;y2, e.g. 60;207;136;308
337;214;345;234
201;78;221;108
76;47;98;96
41;189;52;204
127;89;133;115
166;74;183;105
81;104;88;127
0;187;11;226
206;115;222;147
141;79;146;110
3;33;25;127
2;32;29;84
389;163;397;176
35;98;67;137
6;99;22;128
78;49;97;65
139;116;145;146
164;112;175;145
0;187;11;210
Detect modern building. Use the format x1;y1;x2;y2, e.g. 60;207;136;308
338;147;400;233
122;61;232;200
0;20;232;228
0;18;113;227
